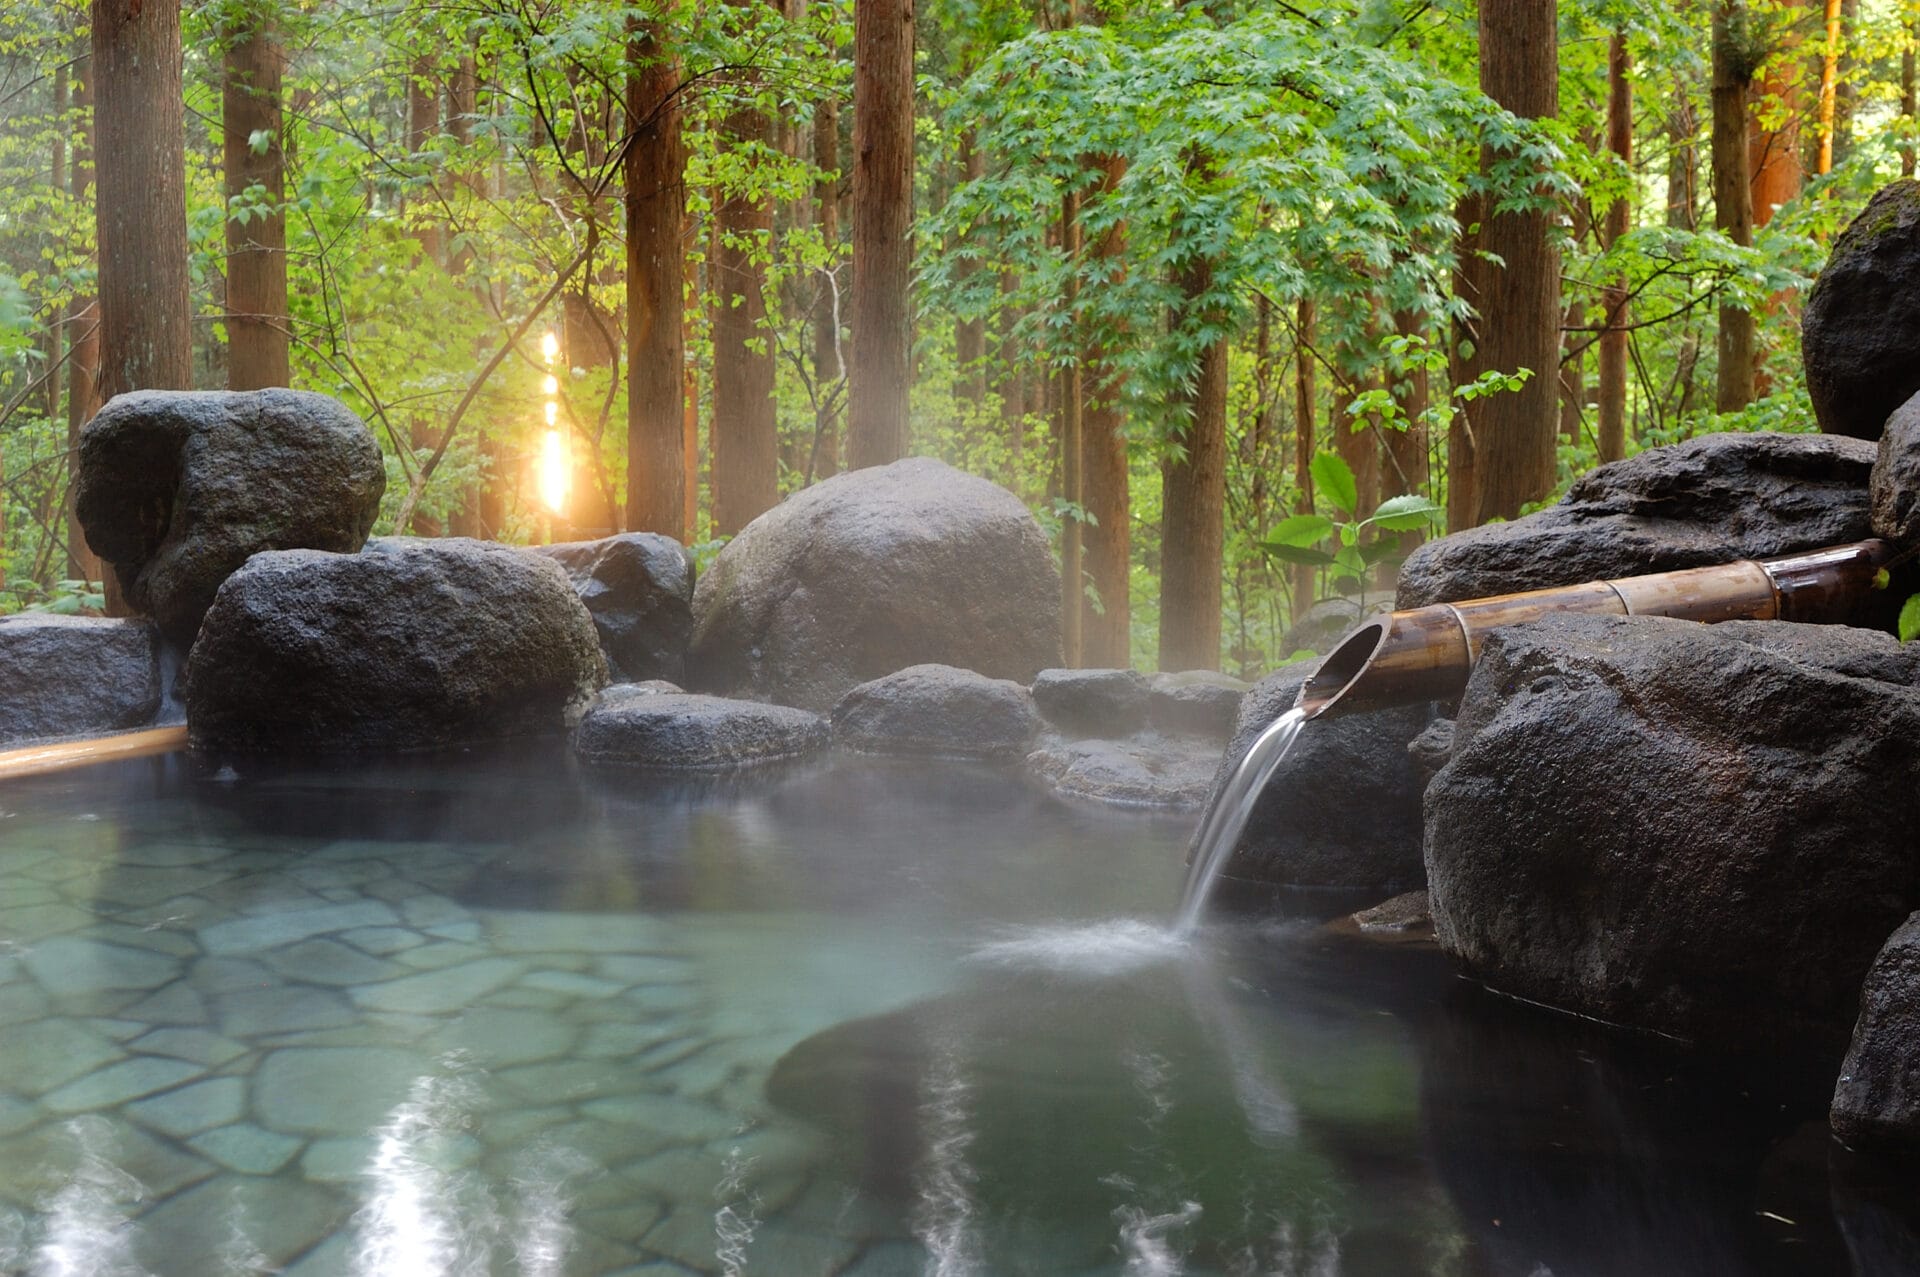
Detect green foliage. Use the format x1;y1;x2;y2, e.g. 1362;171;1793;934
1900;595;1920;645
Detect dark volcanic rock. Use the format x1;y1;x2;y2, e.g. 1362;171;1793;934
832;664;1039;760
575;687;827;768
1803;181;1920;440
1871;389;1920;552
1833;913;1920;1150
1407;718;1455;780
0;615;161;744
1201;664;1432;892
1395;432;1877;609
1148;670;1248;741
531;533;694;682
1351;890;1431;934
185;538;606;754
1026;733;1220;810
1030;668;1150;737
75;389;385;645
689;458;1061;711
1426;613;1920;1053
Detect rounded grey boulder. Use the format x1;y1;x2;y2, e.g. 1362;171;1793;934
1802;180;1920;440
1030;668;1151;738
1395;432;1877;609
1426;613;1920;1053
185;538;606;754
1871;388;1920;552
1833;913;1920;1150
575;688;827;768
689;458;1061;711
0;615;162;744
531;532;694;683
832;664;1039;760
76;389;385;645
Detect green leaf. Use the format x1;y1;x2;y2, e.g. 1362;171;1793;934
1262;513;1334;548
1310;450;1358;515
1366;493;1445;531
1261;544;1336;567
1901;594;1920;643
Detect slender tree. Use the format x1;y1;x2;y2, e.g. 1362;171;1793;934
1058;191;1084;666
711;2;779;535
1081;155;1129;668
224;0;289;389
1159;250;1228;671
1291;299;1316;614
812;82;843;479
953;134;987;407
625;11;688;536
1598;32;1631;464
847;0;913;467
66;52;101;584
1711;0;1756;412
1449;0;1560;528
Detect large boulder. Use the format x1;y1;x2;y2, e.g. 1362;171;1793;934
75;389;385;645
1199;663;1432;892
1426;613;1920;1053
1030;668;1150;738
1026;734;1219;810
1832;913;1920;1150
531;532;694;683
1395;432;1877;609
184;538;606;754
1147;670;1248;741
0;615;162;744
574;687;827;768
1802;180;1920;440
689;458;1060;711
1871;388;1920;553
831;664;1039;760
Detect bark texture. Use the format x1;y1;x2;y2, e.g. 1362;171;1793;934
224;7;289;390
847;0;914;467
625;18;688;537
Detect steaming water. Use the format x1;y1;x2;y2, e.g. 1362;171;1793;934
0;745;1899;1274
1175;707;1308;932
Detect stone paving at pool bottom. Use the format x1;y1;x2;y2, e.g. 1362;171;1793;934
0;808;958;1275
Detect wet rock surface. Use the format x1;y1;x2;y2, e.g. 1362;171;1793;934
1280;596;1371;656
74;389;385;646
1833;913;1920;1150
1030;668;1150;738
531;532;694;683
689;458;1060;711
1203;663;1433;892
1803;180;1920;440
1426;613;1920;1053
1147;670;1248;741
0;615;162;744
1872;388;1920;552
184;538;606;754
1025;733;1219;810
832;664;1039;760
575;688;828;768
1394;432;1877;609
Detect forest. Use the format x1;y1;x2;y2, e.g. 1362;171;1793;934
0;0;1907;676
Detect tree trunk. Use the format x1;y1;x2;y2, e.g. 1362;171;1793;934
1291;299;1316;615
1057;192;1083;667
67;53;101;583
1711;0;1756;413
625;14;688;537
812;89;842;480
1817;0;1844;174
847;0;913;467
954;134;987;409
711;11;778;536
224;3;288;390
1451;0;1560;527
408;57;442;263
1158;251;1227;673
1080;155;1129;668
1748;38;1801;225
1667;92;1699;230
1599;32;1632;465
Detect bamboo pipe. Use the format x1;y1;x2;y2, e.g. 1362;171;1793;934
1297;539;1894;719
0;724;189;783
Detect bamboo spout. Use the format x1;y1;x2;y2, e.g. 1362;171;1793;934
1296;539;1894;720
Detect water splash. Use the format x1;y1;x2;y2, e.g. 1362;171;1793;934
911;1038;981;1277
967;919;1188;977
351;1068;499;1277
1175;708;1308;932
31;1117;149;1277
1115;1199;1203;1276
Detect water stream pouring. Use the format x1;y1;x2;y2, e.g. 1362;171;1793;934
1175;538;1895;930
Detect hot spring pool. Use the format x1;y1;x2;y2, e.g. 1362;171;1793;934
0;748;1907;1275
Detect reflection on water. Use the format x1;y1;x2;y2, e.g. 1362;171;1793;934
0;746;1913;1274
